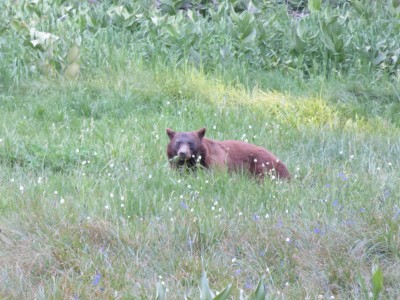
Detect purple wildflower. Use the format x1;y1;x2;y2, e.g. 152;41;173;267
313;227;322;235
244;281;253;290
92;272;102;286
252;214;260;221
180;201;188;210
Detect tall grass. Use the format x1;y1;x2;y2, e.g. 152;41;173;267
1;0;400;299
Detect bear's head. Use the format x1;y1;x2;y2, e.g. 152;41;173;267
166;128;206;169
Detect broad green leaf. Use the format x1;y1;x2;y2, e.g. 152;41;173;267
373;52;386;66
159;0;176;15
213;284;233;300
351;0;366;16
230;9;240;24
200;271;214;300
308;0;321;13
164;24;179;39
187;10;194;22
296;20;307;41
26;1;41;17
65;62;80;80
85;14;94;28
247;0;259;14
189;47;201;67
356;271;369;298
242;28;257;46
334;38;344;53
172;0;185;11
11;19;29;31
323;8;339;25
251;277;266;300
67;45;80;64
234;12;256;45
320;23;336;53
372;267;383;300
241;12;253;26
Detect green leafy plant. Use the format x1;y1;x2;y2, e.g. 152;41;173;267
250;277;267;300
371;266;383;300
308;0;321;13
200;271;232;300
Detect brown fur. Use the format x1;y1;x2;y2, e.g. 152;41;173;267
166;128;290;180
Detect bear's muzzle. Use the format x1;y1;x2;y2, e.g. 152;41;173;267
177;144;191;161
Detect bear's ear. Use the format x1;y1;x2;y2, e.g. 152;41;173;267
166;128;176;140
197;128;206;140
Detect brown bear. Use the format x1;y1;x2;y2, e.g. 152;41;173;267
166;128;290;180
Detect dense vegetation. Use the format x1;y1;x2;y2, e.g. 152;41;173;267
1;0;399;85
0;0;399;299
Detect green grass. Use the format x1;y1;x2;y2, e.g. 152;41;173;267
1;0;400;298
1;62;399;299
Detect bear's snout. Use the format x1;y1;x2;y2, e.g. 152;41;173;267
177;144;191;160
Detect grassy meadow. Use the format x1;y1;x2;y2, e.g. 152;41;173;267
1;0;400;299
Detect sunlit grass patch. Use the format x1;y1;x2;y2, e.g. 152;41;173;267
106;65;400;133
